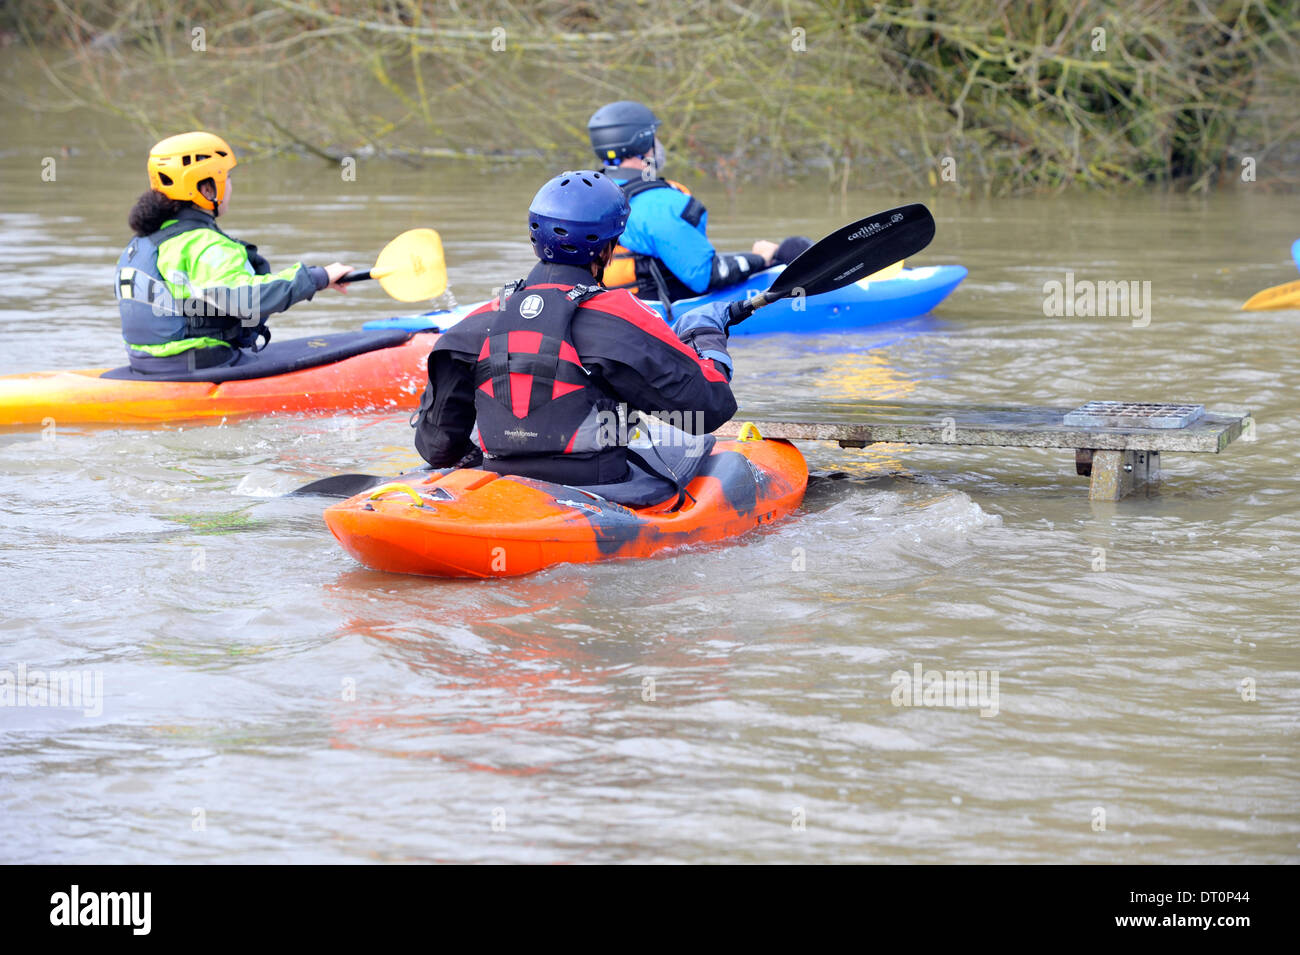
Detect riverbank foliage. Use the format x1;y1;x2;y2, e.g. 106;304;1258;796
4;0;1297;193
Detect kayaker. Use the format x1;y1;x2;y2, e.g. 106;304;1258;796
587;100;812;302
116;131;352;375
411;170;738;507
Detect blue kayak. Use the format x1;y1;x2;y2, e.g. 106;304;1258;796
648;263;967;335
363;301;481;333
362;264;967;334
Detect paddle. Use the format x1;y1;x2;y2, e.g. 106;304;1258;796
1241;278;1300;311
725;203;935;328
337;228;447;302
1292;238;1300;274
290;204;936;498
288;471;412;498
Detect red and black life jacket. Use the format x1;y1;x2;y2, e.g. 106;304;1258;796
472;281;617;461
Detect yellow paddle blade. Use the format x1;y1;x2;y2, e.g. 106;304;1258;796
370;228;447;302
1242;278;1300;311
862;259;904;282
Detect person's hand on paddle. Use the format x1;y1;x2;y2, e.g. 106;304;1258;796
754;237;815;268
751;240;779;266
324;262;353;294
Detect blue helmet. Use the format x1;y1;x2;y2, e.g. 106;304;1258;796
527;170;630;266
588;101;661;163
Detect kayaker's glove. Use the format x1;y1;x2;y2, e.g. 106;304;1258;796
672;301;733;381
772;236;813;266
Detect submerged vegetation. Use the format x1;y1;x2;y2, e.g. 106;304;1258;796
4;0;1297;193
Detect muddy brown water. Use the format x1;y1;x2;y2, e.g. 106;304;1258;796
0;102;1296;863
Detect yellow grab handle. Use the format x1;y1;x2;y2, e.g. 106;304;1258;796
736;421;764;442
365;483;426;505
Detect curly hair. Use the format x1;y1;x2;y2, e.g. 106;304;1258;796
127;189;193;236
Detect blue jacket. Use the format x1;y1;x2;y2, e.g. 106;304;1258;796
616;178;716;294
603;169;766;302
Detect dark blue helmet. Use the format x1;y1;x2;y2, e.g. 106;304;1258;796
528;170;630;265
587;101;661;164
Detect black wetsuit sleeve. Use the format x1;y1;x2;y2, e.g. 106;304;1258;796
707;252;767;292
574;299;738;433
413;347;479;467
591;353;737;433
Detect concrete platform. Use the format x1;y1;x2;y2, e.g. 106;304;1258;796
711;402;1250;500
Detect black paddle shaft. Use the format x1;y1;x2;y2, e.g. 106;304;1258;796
338;269;373;284
289;472;389;497
288;467;439;498
726;203;937;327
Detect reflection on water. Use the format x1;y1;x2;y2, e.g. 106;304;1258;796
816;349;920;402
1;104;1297;863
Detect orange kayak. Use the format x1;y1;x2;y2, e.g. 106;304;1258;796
324;438;809;578
0;330;436;427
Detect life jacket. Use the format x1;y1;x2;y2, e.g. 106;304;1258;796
471;281;615;462
603;175;704;299
115;212;267;349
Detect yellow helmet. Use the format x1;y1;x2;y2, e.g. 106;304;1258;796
147;131;236;212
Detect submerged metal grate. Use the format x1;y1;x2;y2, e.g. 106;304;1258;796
1063;401;1205;430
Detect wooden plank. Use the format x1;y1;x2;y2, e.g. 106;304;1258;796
712;403;1249;453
